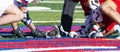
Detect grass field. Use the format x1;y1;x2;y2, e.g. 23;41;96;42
0;1;120;51
0;0;85;40
0;0;119;38
29;11;84;21
28;0;84;26
0;0;84;26
29;3;82;10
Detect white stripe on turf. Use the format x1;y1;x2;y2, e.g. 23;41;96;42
18;20;85;23
0;46;118;52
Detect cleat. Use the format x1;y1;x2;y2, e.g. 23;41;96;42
31;29;46;38
116;36;120;39
76;29;86;36
57;25;69;37
88;25;104;38
69;29;86;38
46;25;61;38
69;31;80;38
88;31;97;38
13;28;26;38
46;25;69;38
88;31;103;38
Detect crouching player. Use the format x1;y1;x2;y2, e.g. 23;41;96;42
88;8;116;38
11;0;46;38
70;0;120;38
46;0;79;38
47;0;99;38
69;0;100;38
0;0;24;26
88;0;120;39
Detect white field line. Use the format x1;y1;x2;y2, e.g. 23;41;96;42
0;46;117;52
39;1;80;4
29;9;83;12
39;1;64;3
75;6;82;8
28;7;83;12
18;19;84;24
28;6;83;12
28;7;51;11
18;19;85;23
32;20;84;23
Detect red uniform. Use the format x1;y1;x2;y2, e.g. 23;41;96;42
98;0;117;32
16;0;29;7
113;0;120;14
79;0;91;15
21;0;28;5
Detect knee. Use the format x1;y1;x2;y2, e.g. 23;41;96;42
14;11;24;22
18;11;24;20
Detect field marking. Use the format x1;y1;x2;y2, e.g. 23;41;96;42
33;0;64;3
28;7;83;12
39;1;64;3
29;9;83;12
32;20;85;23
18;19;85;24
0;46;118;52
28;7;51;11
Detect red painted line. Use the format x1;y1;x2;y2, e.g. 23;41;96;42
0;26;81;32
0;38;120;49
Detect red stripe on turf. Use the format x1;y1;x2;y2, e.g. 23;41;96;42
0;26;81;32
0;38;120;49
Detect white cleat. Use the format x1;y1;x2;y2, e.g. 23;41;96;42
69;31;80;38
116;36;120;39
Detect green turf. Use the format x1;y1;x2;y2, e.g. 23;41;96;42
0;0;119;39
29;11;84;26
29;1;82;10
29;3;63;10
29;11;85;21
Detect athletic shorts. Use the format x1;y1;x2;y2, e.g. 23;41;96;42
0;0;14;17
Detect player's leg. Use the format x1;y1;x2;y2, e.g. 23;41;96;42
10;0;28;38
100;24;120;39
20;7;46;38
88;23;104;38
59;0;78;37
83;0;100;34
11;23;26;38
88;20;116;38
0;4;24;25
69;0;101;38
100;1;120;25
46;0;78;38
13;0;46;38
79;15;93;35
88;24;117;38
